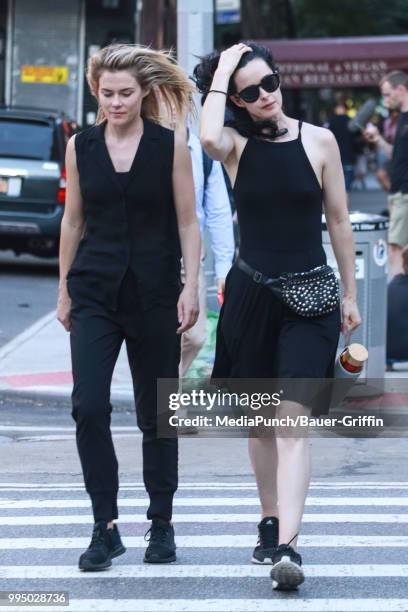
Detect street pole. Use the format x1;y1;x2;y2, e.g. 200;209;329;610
134;0;143;45
177;0;214;132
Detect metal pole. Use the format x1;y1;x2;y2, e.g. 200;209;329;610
177;0;213;132
77;0;86;126
142;0;164;47
5;0;14;106
135;0;143;45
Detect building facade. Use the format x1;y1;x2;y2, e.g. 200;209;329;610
0;0;171;126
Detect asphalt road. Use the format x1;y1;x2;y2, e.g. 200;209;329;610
0;251;58;350
0;396;408;610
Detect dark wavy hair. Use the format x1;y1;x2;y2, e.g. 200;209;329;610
192;41;287;139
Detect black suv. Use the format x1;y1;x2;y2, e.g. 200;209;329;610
0;106;77;257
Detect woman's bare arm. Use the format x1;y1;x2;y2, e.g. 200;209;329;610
321;129;361;332
57;136;85;330
172;127;201;333
200;70;235;161
200;44;251;161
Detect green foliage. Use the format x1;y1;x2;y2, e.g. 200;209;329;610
295;0;408;37
240;0;408;39
241;0;297;39
183;310;219;380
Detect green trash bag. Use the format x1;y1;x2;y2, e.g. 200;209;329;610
183;310;219;380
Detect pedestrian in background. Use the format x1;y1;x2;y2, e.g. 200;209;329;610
376;109;399;193
387;245;408;367
179;128;234;381
195;41;360;591
365;71;408;277
57;43;200;570
326;93;357;193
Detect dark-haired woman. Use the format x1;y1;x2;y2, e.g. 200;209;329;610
196;42;361;590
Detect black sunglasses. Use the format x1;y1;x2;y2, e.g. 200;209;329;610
237;72;280;103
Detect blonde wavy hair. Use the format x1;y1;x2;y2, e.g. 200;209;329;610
87;43;195;126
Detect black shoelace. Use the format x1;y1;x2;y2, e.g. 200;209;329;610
287;533;298;547
275;533;298;550
90;525;106;548
275;533;301;563
144;524;169;544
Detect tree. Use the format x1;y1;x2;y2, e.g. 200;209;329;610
239;0;408;40
241;0;297;39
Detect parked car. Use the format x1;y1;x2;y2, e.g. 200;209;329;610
0;106;77;257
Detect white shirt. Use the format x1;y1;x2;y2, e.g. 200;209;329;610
188;131;235;280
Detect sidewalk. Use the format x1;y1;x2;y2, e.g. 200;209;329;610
0;309;218;407
0;306;407;408
0;310;136;405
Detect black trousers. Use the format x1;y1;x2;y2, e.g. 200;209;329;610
70;270;180;523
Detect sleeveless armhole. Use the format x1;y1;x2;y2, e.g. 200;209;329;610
74;125;98;167
72;133;81;175
297;120;323;191
73;129;88;176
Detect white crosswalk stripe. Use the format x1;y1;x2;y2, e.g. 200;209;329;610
1;564;408;579
0;481;406;611
1;481;408;489
1;496;407;509
2;512;408;525
0;534;407;549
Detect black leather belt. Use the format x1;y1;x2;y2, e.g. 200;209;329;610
236;256;281;286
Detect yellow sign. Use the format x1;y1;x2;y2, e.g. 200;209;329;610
21;65;69;84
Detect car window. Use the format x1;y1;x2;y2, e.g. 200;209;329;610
0;119;58;161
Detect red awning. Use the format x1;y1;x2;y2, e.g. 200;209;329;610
258;36;408;88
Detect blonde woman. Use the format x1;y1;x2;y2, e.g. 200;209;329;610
57;44;200;570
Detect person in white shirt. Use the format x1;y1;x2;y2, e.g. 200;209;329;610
180;129;235;378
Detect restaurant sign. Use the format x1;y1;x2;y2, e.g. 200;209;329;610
278;59;403;88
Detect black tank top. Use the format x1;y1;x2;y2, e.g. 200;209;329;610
67;119;181;311
390;111;408;194
234;120;326;276
116;170;130;189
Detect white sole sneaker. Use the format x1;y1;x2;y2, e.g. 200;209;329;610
270;555;304;590
251;555;273;565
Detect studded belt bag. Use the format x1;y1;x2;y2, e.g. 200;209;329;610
236;256;340;318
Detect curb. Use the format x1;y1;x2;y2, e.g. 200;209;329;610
0;311;56;361
0;388;135;412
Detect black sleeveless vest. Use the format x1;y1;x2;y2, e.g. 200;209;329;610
66;119;181;311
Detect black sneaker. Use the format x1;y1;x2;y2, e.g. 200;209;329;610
144;518;176;563
78;521;126;571
251;516;279;564
270;543;304;590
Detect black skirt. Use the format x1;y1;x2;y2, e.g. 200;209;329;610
212;265;341;416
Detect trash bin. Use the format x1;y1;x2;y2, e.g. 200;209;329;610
322;212;389;391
